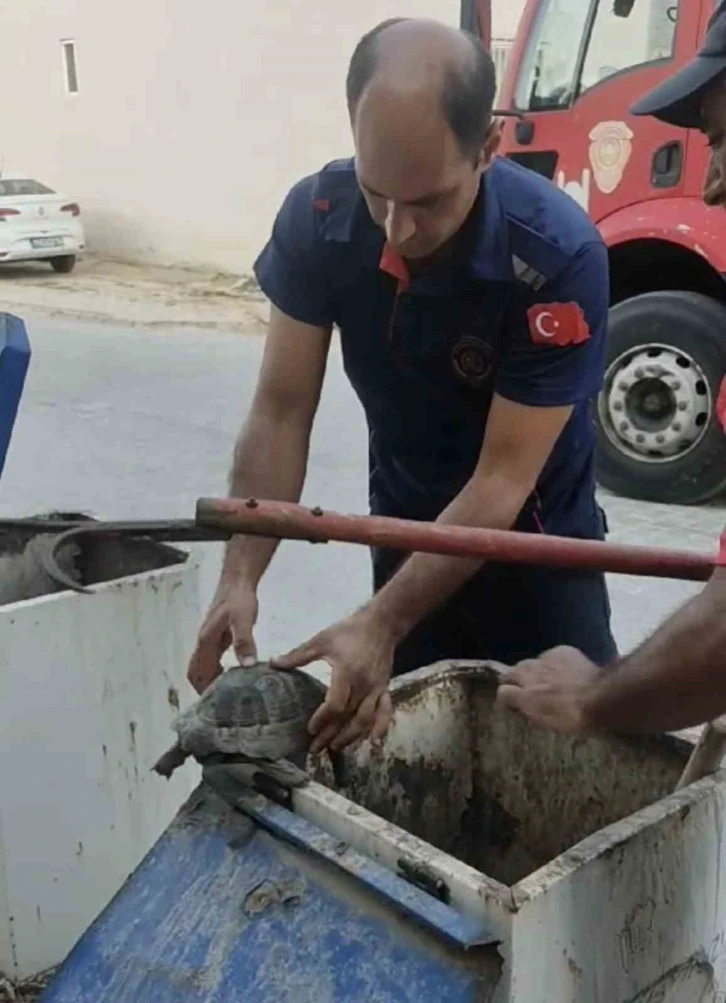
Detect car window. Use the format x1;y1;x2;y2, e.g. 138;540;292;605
0;179;55;196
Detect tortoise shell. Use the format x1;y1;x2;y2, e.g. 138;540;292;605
174;662;326;763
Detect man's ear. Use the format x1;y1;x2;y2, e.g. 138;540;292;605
479;119;503;171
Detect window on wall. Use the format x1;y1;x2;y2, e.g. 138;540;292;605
61;39;79;94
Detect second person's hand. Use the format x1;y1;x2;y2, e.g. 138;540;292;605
496;645;602;734
271;608;396;752
187;577;259;694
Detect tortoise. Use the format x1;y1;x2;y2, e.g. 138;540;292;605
152;662;341;791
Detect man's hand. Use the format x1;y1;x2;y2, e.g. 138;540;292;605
187;580;259;694
272;609;396;753
496;646;602;734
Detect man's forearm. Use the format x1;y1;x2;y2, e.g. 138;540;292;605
221;408;310;588
366;474;528;640
583;569;726;734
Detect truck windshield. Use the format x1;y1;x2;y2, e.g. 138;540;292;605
515;0;679;111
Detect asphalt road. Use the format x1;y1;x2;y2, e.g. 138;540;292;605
2;315;724;666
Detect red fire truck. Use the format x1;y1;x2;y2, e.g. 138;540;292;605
464;0;726;504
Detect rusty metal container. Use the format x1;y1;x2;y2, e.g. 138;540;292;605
40;661;725;1002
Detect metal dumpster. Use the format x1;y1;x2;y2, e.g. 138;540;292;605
39;661;726;1002
0;517;200;981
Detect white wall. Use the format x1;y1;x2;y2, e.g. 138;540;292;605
0;0;524;273
492;0;527;39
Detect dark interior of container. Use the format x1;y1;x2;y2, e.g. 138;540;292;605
0;511;187;603
322;664;694;886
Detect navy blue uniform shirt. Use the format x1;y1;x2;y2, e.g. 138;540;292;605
254;155;609;544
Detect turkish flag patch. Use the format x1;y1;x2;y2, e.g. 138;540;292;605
527;302;591;347
716;376;726;434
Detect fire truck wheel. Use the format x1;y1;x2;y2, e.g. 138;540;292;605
595;290;726;505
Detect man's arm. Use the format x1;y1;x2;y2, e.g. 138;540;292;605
188;171;336;693
273;238;611;750
274;396;572;753
497;555;726;735
187;306;330;693
220;305;330;592
363;394;572;639
587;568;726;732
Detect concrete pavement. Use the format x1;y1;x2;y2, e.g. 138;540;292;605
1;314;723;673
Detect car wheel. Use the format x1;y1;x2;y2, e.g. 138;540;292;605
50;255;76;274
595;290;726;505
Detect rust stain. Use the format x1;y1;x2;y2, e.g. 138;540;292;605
243;879;305;918
566;954;583;980
618;897;657;968
168;686;180;712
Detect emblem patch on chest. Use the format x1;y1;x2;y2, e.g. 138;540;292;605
451;336;493;388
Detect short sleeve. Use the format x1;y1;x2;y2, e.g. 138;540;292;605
253;175;335;328
494;240;610;407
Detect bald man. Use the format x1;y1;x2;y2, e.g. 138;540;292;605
187;18;616;751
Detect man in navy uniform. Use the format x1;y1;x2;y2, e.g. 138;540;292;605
188;17;617;751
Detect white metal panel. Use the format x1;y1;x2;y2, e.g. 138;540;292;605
308;662;726;1002
507;779;726;1002
0;558;200;979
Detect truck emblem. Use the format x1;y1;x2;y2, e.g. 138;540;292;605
588;120;634;195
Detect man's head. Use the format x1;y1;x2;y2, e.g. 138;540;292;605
631;0;726;208
346;18;499;260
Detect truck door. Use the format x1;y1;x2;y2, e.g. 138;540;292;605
498;0;700;224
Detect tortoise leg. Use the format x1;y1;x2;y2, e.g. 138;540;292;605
152;741;188;778
219;757;309;790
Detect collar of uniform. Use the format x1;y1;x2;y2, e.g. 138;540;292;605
314;157;514;289
468;162;515;284
378;166;511;295
379;244;411;292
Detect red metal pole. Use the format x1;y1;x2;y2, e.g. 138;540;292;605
195;497;716;583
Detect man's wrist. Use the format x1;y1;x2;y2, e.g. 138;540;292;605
578;668;624;734
220;537;258;590
360;594;410;646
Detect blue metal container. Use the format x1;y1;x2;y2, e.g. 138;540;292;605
40;775;502;1002
0;314;30;478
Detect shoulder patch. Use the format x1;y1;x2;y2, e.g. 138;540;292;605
527;303;590;347
512;254;547;291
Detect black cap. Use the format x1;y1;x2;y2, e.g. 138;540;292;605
631;1;726;129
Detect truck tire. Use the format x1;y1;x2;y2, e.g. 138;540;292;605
595;290;726;505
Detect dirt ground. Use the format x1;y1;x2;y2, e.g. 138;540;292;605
0;256;268;333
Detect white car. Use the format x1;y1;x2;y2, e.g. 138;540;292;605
0;172;85;273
